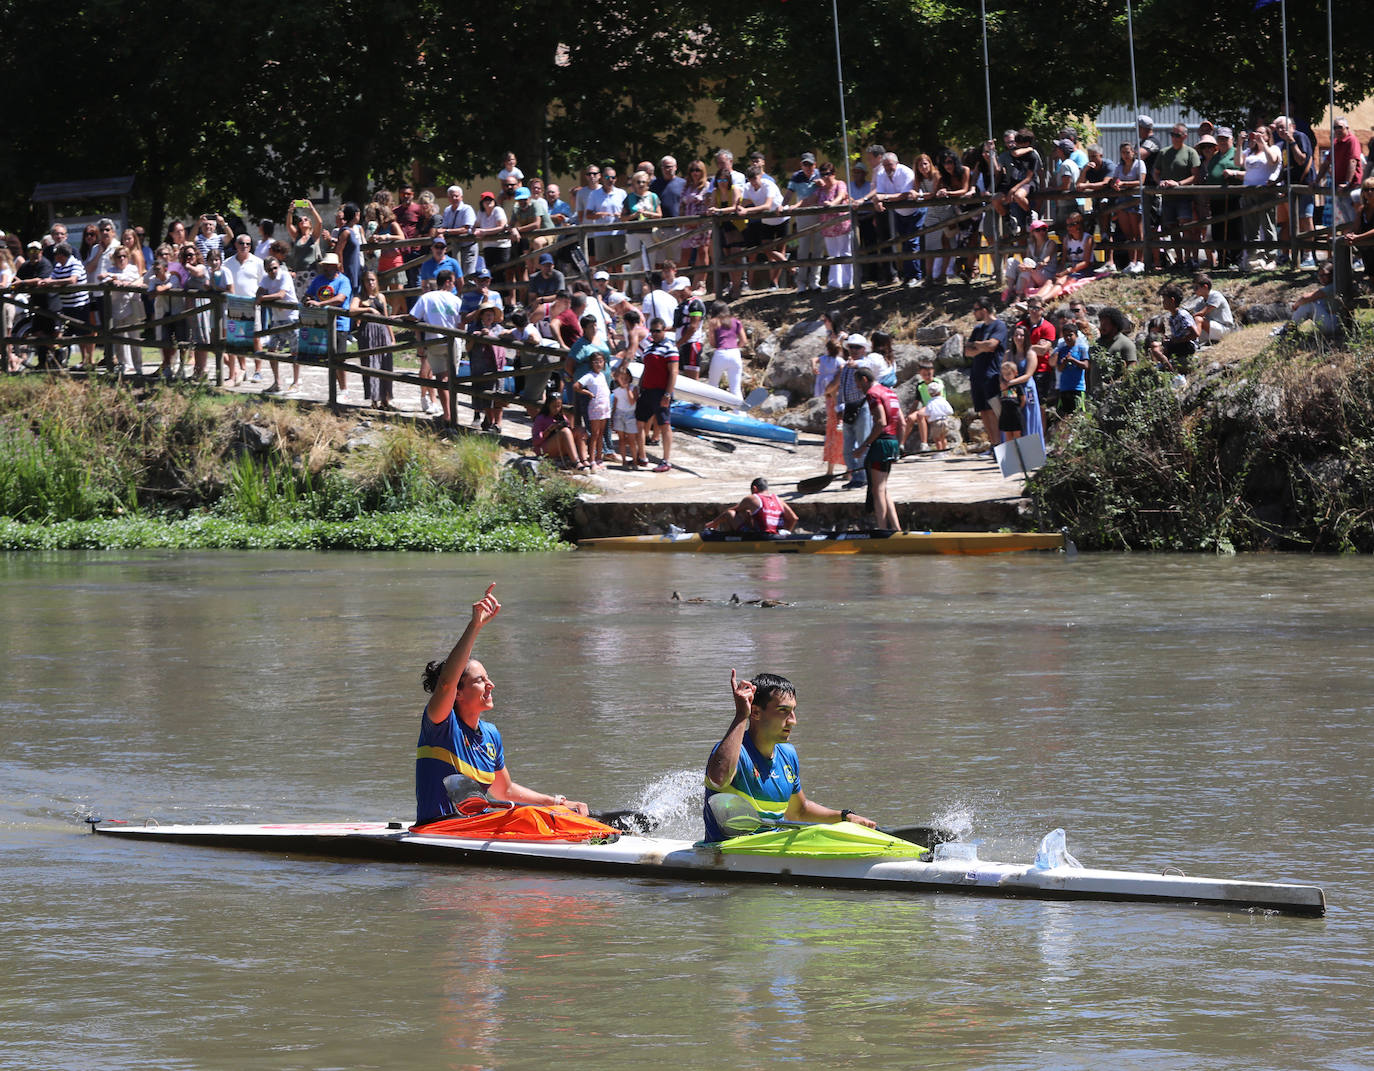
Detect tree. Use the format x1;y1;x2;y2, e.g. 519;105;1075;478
1130;0;1374;131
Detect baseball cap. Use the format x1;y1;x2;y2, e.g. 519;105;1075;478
606;290;628;305
844;333;870;350
928;380;944;395
670;277;691;291
538;253;554;264
1029;219;1049;231
514;186;531;201
593;270;610;281
432;237;447;246
475;266;492;278
479;191;496;202
318;252;340;267
1137;114;1154;127
1216;126;1234;139
1054;139;1075;155
800;152;817;164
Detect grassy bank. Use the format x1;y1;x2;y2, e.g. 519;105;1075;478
0;379;578;552
1027;328;1374;552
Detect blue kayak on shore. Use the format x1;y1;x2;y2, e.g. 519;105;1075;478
669;403;798;445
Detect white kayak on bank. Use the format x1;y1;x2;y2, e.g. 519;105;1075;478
91;820;1326;917
624;361;743;410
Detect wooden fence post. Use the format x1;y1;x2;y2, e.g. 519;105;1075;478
326;309;338;409
212;292;225;386
446;334;459;429
710;217;723;299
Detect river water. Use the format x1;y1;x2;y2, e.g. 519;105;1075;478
2;549;1371;1070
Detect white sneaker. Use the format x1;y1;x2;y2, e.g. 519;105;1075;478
421;397;434;414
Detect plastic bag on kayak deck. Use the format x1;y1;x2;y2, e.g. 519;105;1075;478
716;823;928;858
411;805;621;843
1034;828;1082;870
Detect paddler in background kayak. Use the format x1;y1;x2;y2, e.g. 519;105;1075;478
416;583;589;824
703;669;875;841
702;477;800;534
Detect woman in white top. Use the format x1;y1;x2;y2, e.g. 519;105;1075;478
98;246;146;374
473;192;512;282
1110;142;1147;275
1236;127;1281;270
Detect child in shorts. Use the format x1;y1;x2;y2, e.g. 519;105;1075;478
922;379;955;450
573;351;612;470
610;363;643;468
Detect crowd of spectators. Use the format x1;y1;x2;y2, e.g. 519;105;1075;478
2;122;1368;468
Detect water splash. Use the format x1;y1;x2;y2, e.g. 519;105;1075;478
625;769;704;840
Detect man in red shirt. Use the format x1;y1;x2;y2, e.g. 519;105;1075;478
635;317;678;472
394;185;427;289
1321;118;1366;226
704;477;799;533
552;292;585;348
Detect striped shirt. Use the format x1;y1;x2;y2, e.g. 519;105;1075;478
50;258;90;308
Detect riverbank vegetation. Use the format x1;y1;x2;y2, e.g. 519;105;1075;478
1028;329;1374;552
0;379;578;552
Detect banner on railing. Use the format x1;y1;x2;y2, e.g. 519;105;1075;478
296;307;330;357
225;295;257;351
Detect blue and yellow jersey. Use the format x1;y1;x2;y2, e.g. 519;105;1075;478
702;733;801;842
416;709;505;824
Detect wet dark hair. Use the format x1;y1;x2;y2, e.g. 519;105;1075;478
751;672;796;710
342;202;360;224
623;308;642;325
750;477;769;492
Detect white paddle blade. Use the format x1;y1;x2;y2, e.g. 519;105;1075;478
708;793;766;834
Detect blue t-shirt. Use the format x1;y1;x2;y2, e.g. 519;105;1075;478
418;255;462;288
306;271;353;333
415;709;506;824
1055;337;1090;392
702;733;801;842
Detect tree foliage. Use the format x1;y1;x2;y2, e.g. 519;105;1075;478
1;0;1367;235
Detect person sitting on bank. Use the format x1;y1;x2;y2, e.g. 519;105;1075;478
416;584;588;825
1184;272;1236;344
703;477;799;534
702;670;876;842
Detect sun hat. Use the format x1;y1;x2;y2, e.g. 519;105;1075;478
844;332;870;350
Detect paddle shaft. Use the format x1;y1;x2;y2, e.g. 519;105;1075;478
797;468;859;494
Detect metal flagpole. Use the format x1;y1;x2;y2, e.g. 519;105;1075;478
830;0;859;292
831;0;852;190
1281;0;1293;265
1126;0;1145;270
981;0;998;280
1280;0;1290;118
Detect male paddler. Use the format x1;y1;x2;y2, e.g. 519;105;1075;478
703;670;876;841
416;584;589;824
702;476;800;534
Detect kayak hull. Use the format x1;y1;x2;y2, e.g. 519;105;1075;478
577;531;1068;555
669;403;799;445
625;362;743;409
91;822;1325;917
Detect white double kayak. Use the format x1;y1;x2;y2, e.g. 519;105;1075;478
91;820;1326;917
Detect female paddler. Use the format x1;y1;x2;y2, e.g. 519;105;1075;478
416;584;589;824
